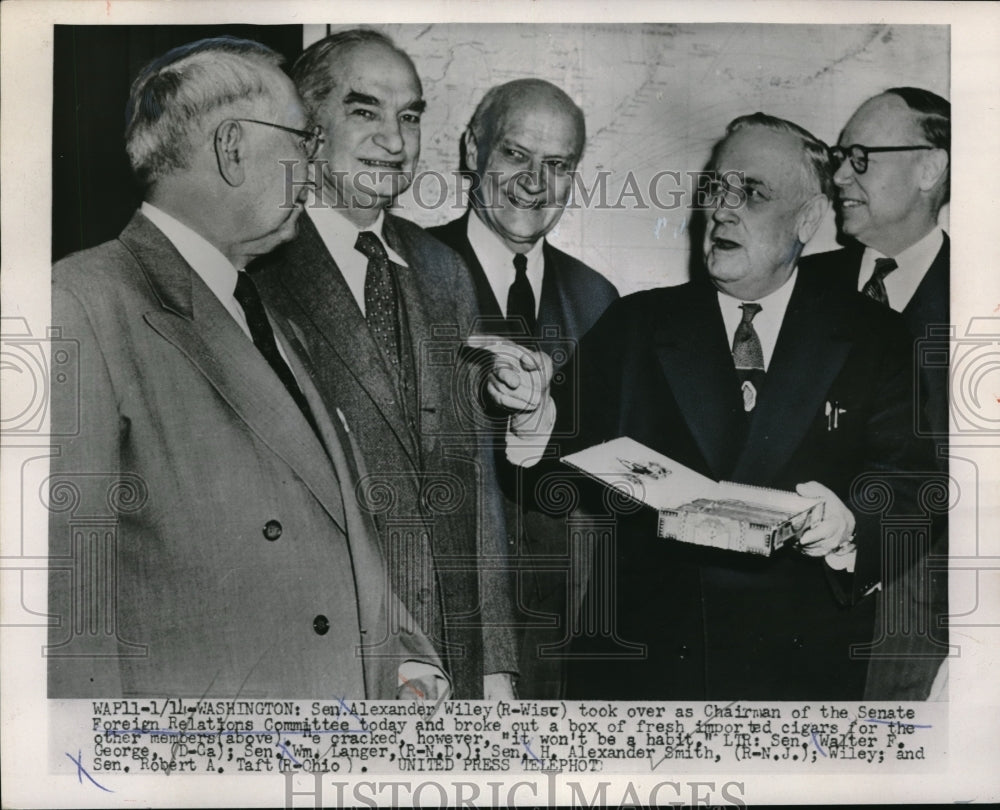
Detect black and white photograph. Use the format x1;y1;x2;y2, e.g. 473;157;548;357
2;1;998;807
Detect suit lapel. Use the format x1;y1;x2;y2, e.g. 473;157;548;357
652;283;746;479
384;214;444;461
903;234;950;334
120;213;347;532
451;211;504;319
276;215;420;467
537;241;571;348
730;272;853;484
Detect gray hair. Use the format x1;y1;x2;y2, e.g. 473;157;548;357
716;112;834;200
464;78;586;171
125;37;286;188
291;28;418;116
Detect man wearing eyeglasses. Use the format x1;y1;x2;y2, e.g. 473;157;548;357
483;113;935;700
802;88;951;700
48;37;444;699
252;29;518;700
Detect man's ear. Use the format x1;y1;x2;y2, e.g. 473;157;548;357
796;192;831;245
214;120;246;187
919;148;949;193
462;127;479;173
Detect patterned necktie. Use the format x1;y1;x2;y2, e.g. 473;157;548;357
732;302;764;412
506;253;537;339
861;257;898;307
233;271;320;437
355;230;401;368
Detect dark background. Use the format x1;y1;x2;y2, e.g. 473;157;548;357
52;25;305;263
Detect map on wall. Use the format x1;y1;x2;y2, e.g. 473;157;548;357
306;23;949;294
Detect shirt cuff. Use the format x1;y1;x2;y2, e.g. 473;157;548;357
398;660;450;699
505;396;556;468
824;542;857;573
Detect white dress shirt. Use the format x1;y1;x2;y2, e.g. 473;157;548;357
141;202;298;371
141;202;253;339
717;268;798;371
307;203;408;316
466;210;545;316
857;226;944;312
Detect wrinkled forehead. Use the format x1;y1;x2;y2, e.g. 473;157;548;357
493;94;584;153
327;41;422;100
841;94;923;146
713;127;809;192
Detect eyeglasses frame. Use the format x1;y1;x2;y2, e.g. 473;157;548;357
228;118;325;160
830;144;938;175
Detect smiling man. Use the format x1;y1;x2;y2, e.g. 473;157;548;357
48;37;443;699
429;79;618;698
485;113;936;699
430;79;617;349
251;29;517;700
801;88;951;701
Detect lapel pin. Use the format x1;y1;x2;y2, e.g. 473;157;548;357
825;400;847;431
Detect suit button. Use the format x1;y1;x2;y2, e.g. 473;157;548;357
677;645;690;660
416;588;431;604
792;635;804;649
313;615;330;635
263;520;282;541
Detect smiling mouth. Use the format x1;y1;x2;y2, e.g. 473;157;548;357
507;190;544;210
360;159;404;170
839;198;865;209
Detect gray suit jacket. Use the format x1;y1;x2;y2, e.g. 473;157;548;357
48;211;438;698
253;211;517;698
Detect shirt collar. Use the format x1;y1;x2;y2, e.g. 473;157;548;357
716;268;798;371
466;209;545;271
140;201;240;304
858;226;944;310
717;267;798;318
865;225;943;272
307;201;408;269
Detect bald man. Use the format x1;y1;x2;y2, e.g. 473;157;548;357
429;79;618;698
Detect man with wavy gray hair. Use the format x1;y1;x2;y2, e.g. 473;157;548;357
485;112;935;699
252;28;518;700
48;36;444;699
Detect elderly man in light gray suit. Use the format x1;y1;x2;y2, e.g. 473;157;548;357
47;37;443;699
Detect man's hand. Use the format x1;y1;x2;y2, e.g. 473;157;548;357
466;335;553;417
483;672;517;700
795;480;856;565
397;671;448;702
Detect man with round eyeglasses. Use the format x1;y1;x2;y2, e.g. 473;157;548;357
802;87;951;701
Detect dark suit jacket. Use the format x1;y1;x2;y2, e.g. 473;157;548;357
253;211;516;698
801;235;951;699
800;234;950;440
427;211;619;356
429;210;619;698
48;211;438;698
549;269;936;700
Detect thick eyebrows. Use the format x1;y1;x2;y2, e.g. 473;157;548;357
342;90;426;114
343;90;380;106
